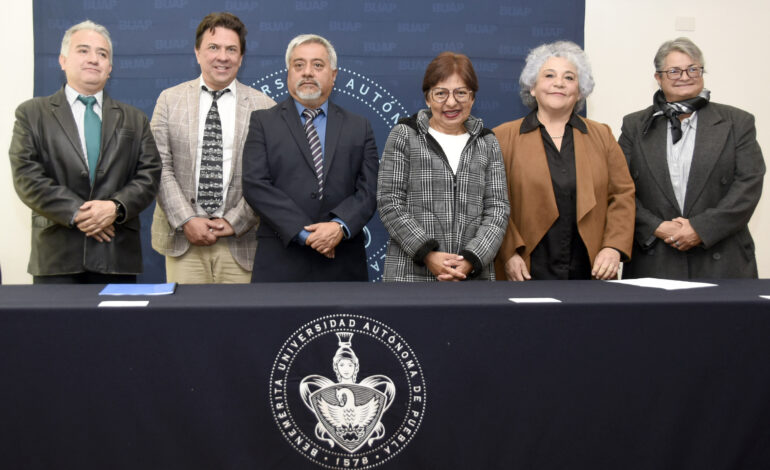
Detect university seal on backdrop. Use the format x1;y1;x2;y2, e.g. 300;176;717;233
269;315;426;469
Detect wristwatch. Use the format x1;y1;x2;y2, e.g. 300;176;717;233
113;200;126;221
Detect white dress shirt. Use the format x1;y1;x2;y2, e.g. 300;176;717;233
666;112;698;212
195;77;237;217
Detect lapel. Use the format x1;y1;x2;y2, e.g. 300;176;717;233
100;92;120;162
280;97;316;172
572;122;597;223
231;80;250;184
49;88;87;171
519;128;558;250
639;111;680;213
323;100;342;174
185;80;200;175
683;104;727;216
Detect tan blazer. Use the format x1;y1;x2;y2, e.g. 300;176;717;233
150;79;275;270
493;116;635;280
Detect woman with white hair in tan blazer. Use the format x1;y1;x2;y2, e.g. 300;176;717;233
494;41;635;281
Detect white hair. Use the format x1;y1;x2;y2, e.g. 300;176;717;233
60;20;113;65
519;40;594;112
284;34;338;70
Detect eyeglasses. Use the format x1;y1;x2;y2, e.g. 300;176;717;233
429;87;473;103
656;66;704;80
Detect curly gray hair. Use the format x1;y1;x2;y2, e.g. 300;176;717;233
519;40;594;112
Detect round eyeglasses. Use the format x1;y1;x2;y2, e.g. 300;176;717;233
657;66;704;80
429;87;473;103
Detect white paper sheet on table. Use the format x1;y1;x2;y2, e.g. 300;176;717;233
98;300;150;307
508;297;562;303
608;277;717;290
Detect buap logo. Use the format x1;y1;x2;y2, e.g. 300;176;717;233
300;332;395;453
270;315;426;469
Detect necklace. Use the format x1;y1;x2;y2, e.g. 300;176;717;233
550;134;564;139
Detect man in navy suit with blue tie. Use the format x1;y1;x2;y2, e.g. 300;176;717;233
242;34;378;282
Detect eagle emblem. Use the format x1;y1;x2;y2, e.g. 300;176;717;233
300;332;395;453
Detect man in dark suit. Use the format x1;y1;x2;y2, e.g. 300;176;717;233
9;20;161;284
619;37;764;279
242;34;378;282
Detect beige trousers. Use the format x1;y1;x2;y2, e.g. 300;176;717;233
166;238;251;284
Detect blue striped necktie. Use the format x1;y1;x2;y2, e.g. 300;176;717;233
77;95;101;184
302;108;324;198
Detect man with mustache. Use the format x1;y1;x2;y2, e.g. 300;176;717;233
9;20;161;283
243;34;379;281
150;12;275;283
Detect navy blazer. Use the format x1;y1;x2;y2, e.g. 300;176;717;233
9;88;161;276
619;101;765;279
242;97;378;282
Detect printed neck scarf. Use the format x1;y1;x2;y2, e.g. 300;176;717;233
645;88;710;143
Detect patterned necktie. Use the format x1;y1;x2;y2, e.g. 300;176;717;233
198;87;229;214
77;95;101;184
302;108;324;198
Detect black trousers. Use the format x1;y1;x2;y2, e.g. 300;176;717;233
33;272;137;284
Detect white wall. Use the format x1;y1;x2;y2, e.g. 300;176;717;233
2;0;768;283
585;0;770;276
1;1;34;283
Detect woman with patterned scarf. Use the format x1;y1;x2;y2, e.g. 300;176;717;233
619;37;765;279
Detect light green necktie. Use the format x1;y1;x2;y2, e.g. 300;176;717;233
77;95;101;184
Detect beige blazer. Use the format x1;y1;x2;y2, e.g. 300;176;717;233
493;116;635;279
150;79;275;270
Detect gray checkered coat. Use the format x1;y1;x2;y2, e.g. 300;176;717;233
377;110;509;281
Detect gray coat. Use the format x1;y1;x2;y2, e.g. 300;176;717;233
619;102;765;279
377;110;509;282
9;88;161;276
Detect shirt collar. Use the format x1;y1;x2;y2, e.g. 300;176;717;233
519;109;588;134
65;84;103;107
681;111;698;131
198;76;237;99
294;98;329;118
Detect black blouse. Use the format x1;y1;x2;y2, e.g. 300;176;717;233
519;111;592;280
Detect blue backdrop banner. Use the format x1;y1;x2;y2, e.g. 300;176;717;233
33;0;585;281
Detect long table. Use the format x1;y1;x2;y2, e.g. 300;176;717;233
1;280;769;470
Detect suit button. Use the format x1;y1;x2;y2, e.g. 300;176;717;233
191;198;195;204
311;192;317;199
712;252;721;260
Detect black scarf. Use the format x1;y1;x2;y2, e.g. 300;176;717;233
644;88;710;143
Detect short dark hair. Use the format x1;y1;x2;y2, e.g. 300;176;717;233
422;52;479;100
195;12;247;55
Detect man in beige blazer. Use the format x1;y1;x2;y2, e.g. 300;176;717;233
151;12;275;283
